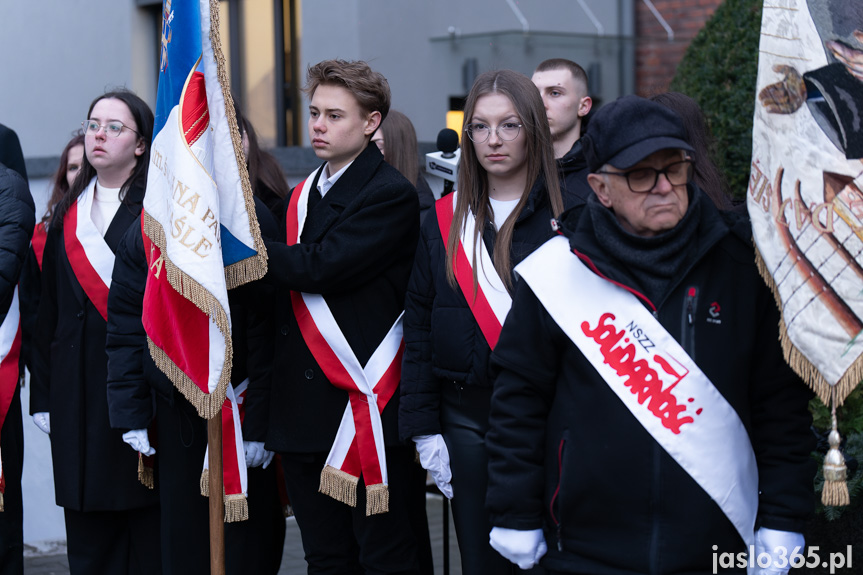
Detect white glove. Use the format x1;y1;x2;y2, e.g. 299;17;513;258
244;441;274;469
413;434;453;499
489;526;547;570
754;527;805;575
122;429;155;456
33;412;50;434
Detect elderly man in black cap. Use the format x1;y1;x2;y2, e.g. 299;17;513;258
484;95;815;574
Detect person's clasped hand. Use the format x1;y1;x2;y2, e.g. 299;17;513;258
244;441;274;468
122;429;155;456
413;434;453;499
489;526;547;569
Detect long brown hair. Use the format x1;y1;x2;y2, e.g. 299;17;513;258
52;89;154;227
235;104;290;209
378;110;419;186
43;133;85;224
446;69;563;293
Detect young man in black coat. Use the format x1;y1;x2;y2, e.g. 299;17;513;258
245;59;424;574
485;96;815;574
0;155;35;575
532;59;593;205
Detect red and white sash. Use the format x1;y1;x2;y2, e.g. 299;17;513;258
435;193;512;349
201;379;248;522
64;178;115;321
32;222;48;271
0;287;22;511
286;167;404;515
516;236;758;554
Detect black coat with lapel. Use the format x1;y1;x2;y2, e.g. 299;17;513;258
30;179;158;511
256;143;419;453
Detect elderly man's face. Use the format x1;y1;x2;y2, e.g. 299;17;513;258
588;149;690;237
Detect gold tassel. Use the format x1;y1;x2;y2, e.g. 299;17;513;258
137;454;155;489
822;411;850;507
224;494;249;523
0;491;4;512
319;465;358;508
366;483;389;516
200;469;210;497
283;504;294;518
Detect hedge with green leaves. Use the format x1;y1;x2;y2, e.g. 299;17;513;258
671;0;763;199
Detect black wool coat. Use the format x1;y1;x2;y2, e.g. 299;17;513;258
0;163;34;327
558;139;592;207
252;143;419;453
398;180;564;441
29;180;158;512
485;192;815;574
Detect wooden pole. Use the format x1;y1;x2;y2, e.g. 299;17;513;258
208;416;225;575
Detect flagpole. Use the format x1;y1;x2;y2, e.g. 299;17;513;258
208;417;225;575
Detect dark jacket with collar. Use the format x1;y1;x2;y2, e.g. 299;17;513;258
558;139;592;207
29;179;159;512
485;188;815;574
256;143;419;453
398;180;565;441
0;163;34;327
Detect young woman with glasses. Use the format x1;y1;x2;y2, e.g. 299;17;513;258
29;89;161;575
399;69;565;574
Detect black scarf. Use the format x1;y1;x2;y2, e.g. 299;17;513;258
587;188;702;306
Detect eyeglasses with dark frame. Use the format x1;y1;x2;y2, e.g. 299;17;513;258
596;159;695;193
464;122;522;144
81;120;140;139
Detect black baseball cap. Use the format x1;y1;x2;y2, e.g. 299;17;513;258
581;95;694;173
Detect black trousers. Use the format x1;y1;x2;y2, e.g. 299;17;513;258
156;393;287;575
280;446;423;575
441;383;546;575
64;505;161;575
0;385;22;575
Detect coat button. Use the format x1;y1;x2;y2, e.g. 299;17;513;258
304;369;314;380
280;325;288;335
76;310;84;319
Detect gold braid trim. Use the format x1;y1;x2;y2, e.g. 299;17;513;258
319;465;359;508
754;247;862;407
143;213;232;420
138;454;155;489
366;483;389;516
207;0;268;290
0;492;4;513
224;494;249;523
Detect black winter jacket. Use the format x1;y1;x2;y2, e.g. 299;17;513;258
106;198;278;438
0;163;34;328
399;181;563;441
486;190;815;575
558;140;592;206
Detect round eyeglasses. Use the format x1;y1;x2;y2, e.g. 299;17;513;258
464;122;522;144
81;120;140;138
596;160;695;193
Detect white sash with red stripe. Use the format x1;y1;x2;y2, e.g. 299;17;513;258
287;167;404;515
516;236;758;556
435;193;512;349
0;287;22;510
64;178;115;320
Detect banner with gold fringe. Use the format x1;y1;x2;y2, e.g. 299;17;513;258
142;0;265;520
750;0;863;505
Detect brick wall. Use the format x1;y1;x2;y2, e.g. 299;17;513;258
635;0;723;96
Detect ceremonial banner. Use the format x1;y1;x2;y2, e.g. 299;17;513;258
751;0;863;504
142;0;265;518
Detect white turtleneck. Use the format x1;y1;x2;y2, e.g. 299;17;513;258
91;182;124;236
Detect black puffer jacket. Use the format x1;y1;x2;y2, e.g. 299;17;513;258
399;181;564;441
0;163;34;326
558;139;592;206
486;190;815;575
